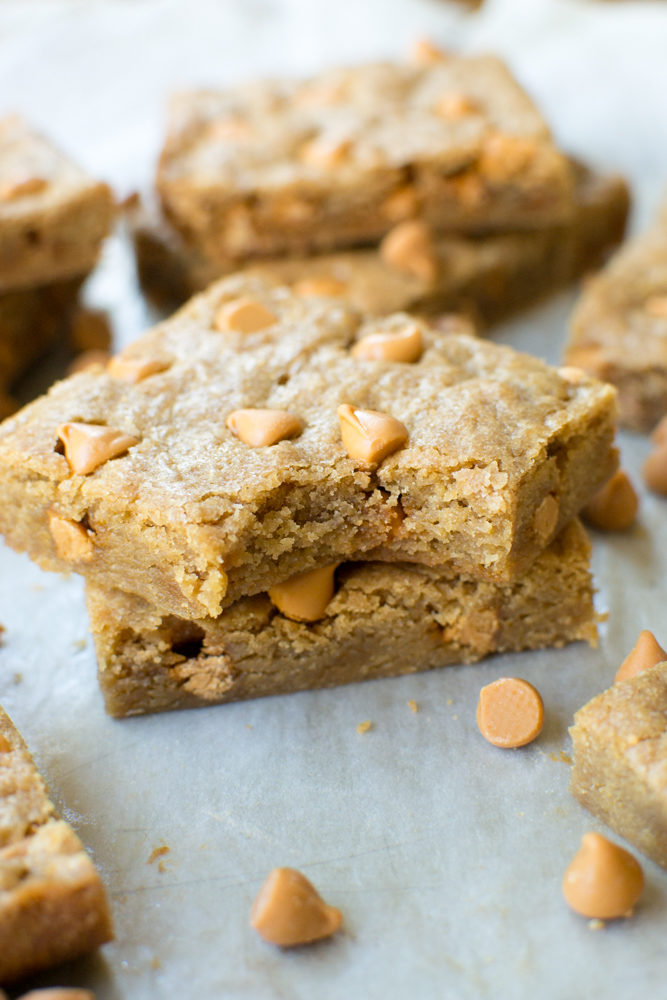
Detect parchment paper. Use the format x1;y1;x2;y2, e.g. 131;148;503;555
1;1;666;996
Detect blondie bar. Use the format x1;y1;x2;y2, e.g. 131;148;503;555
566;205;667;432
570;662;667;870
0;707;112;984
132;163;629;322
87;520;597;717
156;56;575;263
0;117;113;293
0;276;617;618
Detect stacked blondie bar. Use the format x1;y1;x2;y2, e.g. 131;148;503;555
0;117;114;408
0;272;616;715
129;50;628;324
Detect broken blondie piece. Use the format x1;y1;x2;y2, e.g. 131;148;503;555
570;662;667;870
0;276;617;619
130;162;629;322
156;56;575;263
87;520;597;717
0;706;113;984
566;203;667;432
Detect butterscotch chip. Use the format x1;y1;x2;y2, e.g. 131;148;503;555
107;355;170;383
337;404;409;465
300;136;351;169
0;174;47;200
380;185;418;222
251;867;342;947
0;733;11;752
226;409;303;448
411;38;448;64
644;294;667;319
480;134;538;182
436;93;479;119
292;277;347;298
351;324;423;363
208;116;253;142
67;350;111;376
562;832;643;920
557;365;589;385
214;297;277;333
582;469;638;532
643;442;667;494
48;511;94;563
533;494;559;541
380;221;439;284
476;677;544;748
57;422;139;476
615;630;667;684
268;564;338;622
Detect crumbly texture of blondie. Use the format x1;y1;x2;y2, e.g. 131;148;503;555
131;162;628;322
0;117;114;293
570;662;667;870
0;707;113;984
88;519;597;717
156;56;574;262
566;208;667;432
0;277;84;390
0;275;617;618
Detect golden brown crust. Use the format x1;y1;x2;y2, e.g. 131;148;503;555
0;708;113;984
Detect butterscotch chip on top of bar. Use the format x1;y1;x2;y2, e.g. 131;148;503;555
570;661;667;870
0;275;616;619
130;161;629;323
156;56;575;263
0;116;114;293
566;205;667;432
87;519;597;718
0;706;112;983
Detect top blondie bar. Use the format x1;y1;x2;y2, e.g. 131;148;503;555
156;54;575;263
0;275;616;619
0;116;114;293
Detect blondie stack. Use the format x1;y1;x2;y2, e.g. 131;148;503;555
0;117;114;405
128;51;628;323
0;275;617;715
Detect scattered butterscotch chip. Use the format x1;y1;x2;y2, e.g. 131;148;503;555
480;133;537;181
533;494;559;541
107;355;170;383
435;93;479;119
251;867;342;948
17;991;95;1000
351;324;423;363
48;511;94;563
292;276;347;298
337;404;409;465
615;629;667;684
476;677;544;748
70;308;112;353
379;220;439;283
57;422;139;476
214;297;277;333
582;469;638;532
67;349;111;375
380;184;418;222
408;699;419;714
268;564;338;622
558;365;589;386
300;135;351;169
642;442;667;495
562;832;643;920
644;294;667;319
356;720;372;734
0;174;47;200
226;409;303;448
411;38;448;64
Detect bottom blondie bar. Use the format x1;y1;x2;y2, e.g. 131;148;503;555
129;163;628;323
0;707;113;984
570;662;667;870
87;520;596;718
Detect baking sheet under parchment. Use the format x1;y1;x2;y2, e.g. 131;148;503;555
1;0;667;997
